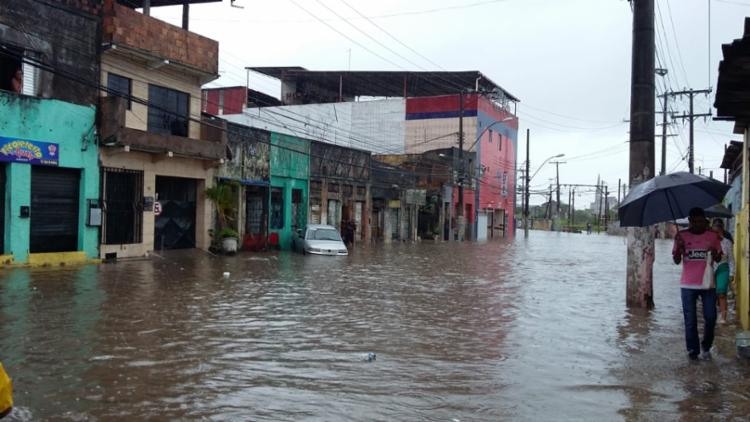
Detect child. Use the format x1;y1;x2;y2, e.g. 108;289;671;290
712;218;734;324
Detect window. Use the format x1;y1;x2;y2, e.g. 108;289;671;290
107;73;132;110
270;187;284;229
101;168;144;244
0;46;39;96
148;84;189;137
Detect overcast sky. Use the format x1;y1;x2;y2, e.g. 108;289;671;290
153;0;747;206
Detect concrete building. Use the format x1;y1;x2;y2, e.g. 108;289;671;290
206;69;519;241
218;123;271;251
715;20;750;330
97;0;225;259
268;133;309;250
309;141;371;243
0;0;102;266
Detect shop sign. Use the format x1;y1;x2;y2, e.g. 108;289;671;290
0;136;59;166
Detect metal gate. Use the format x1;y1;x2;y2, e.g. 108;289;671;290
102;168;143;245
30;166;80;253
155;176;196;250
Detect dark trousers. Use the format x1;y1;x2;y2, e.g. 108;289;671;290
681;288;717;356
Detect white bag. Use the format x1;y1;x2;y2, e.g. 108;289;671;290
702;251;715;289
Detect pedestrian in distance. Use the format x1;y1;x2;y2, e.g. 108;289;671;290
712;218;734;324
586;222;592;234
673;207;722;360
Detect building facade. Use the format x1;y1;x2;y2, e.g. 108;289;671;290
219;123;271;251
309;141;371;243
97;0;224;259
269;132;309;250
0;0;102;266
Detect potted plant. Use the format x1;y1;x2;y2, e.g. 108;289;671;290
205;181;239;254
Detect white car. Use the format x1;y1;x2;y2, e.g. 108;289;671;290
293;224;349;256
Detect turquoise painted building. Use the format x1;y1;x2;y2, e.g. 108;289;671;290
269;132;309;250
0;92;100;264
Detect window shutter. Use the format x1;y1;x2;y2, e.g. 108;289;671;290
22;60;36;96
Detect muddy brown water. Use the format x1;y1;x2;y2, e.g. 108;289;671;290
1;231;749;420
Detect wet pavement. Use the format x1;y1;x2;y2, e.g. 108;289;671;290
1;230;749;421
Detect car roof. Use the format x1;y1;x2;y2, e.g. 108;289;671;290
305;224;338;230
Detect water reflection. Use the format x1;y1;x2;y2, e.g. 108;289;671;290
0;232;748;420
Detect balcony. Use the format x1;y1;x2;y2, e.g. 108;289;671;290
99;96;226;162
102;0;219;80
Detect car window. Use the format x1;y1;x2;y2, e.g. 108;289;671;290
307;228;342;241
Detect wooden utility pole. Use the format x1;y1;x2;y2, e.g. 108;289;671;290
571;188;575;226
626;0;656;309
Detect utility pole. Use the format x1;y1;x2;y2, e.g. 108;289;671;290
626;0;656;309
568;188;572;227
659;92;669;175
617;178;622;205
552;161;566;215
524;129;530;238
571;188;575;226
604;185;609;231
597;182;604;233
546;185;552;220
457;91;465;241
670;88;712;174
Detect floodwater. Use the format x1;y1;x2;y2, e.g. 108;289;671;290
1;231;749;421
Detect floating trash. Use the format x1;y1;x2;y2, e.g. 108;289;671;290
222;272;230;278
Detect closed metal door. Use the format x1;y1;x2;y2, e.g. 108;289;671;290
30;166;80;253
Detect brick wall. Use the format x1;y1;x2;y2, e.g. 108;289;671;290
103;1;218;76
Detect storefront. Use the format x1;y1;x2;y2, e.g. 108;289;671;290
269;132;309;250
0;92;100;265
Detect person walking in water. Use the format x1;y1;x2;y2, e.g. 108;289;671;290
712;218;734;324
673;207;722;360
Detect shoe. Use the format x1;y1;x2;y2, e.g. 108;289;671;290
688;353;699;361
720;317;727;324
700;350;712;360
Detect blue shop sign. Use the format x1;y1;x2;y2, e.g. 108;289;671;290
0;136;59;166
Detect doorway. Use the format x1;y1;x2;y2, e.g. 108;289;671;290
30;166;80;253
155;176;196;250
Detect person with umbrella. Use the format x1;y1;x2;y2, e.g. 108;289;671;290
673;207;722;360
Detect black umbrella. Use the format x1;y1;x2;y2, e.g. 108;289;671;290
618;172;730;227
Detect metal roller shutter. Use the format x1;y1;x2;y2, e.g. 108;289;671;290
30;167;80;253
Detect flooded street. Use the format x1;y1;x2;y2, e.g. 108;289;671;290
1;231;750;420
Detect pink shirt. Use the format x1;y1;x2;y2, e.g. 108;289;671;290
673;229;722;288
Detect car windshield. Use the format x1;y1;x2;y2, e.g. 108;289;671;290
308;228;342;241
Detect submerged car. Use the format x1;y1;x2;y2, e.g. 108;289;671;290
293;224;348;256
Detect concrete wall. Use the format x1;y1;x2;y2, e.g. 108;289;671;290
0;92;99;262
0;0;101;105
101;53;205;140
99;150;214;258
222;99;405;153
270;132;309;250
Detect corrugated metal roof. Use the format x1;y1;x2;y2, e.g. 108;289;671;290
120;0;221;8
247;67;519;102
